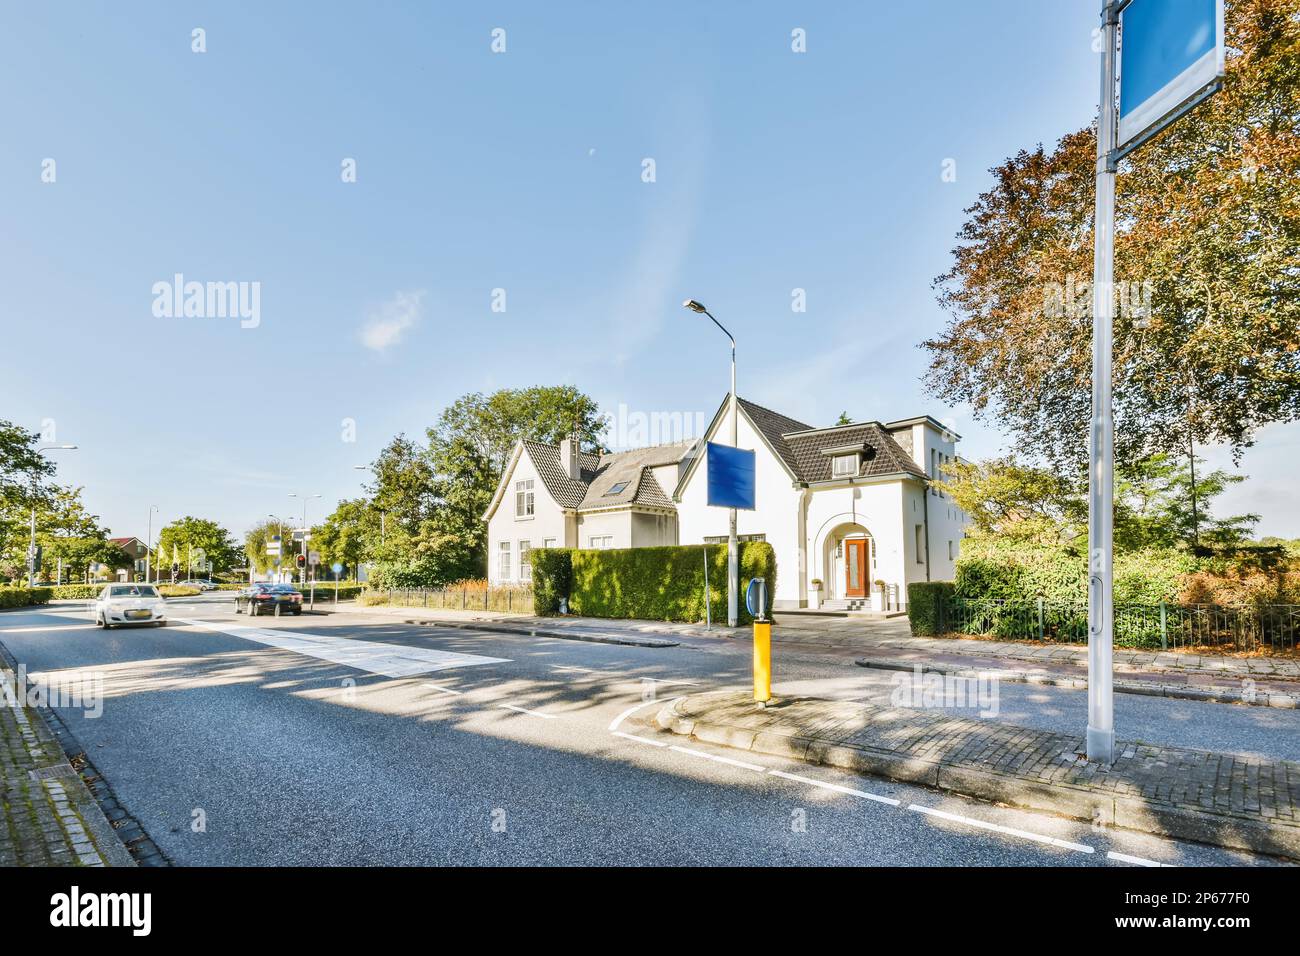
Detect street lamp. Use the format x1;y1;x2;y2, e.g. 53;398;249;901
288;493;321;585
146;505;159;583
27;444;77;587
683;299;739;628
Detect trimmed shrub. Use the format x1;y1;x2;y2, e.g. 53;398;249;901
158;585;200;598
907;581;955;636
532;548;574;616
566;542;777;624
0;587;53;609
47;585;102;600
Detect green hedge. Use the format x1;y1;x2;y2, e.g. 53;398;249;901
546;542;776;624
532;549;574;615
0;587;53;609
907;581;955;636
46;584;102;600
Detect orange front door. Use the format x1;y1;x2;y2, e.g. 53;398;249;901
845;539;868;598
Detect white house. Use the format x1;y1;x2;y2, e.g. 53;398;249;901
483;396;968;610
672;396;969;611
483;437;694;584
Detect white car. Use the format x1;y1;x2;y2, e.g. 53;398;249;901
94;584;168;628
178;579;218;591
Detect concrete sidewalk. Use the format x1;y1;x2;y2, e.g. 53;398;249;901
658;690;1300;860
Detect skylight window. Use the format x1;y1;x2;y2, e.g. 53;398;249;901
604;481;630;496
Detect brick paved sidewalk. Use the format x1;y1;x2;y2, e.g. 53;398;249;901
658;690;1300;859
1;667;132;867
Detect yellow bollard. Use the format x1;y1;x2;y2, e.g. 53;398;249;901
752;621;772;703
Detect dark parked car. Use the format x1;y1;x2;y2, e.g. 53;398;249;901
234;584;303;616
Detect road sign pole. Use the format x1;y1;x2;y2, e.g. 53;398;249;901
1087;1;1119;765
728;341;738;628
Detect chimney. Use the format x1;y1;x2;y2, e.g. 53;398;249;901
559;437;580;480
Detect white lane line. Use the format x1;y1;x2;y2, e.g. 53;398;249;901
907;803;1094;854
551;666;600;674
632;677;700;686
608;695;683;732
613;731;669;748
422;683;463;696
769;769;902;806
1107;850;1173;867
498;703;557;720
171;616;510;678
669;744;766;773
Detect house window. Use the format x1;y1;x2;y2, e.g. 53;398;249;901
515;479;534;517
542;537;557;548
519;541;531;581
948;540;954;561
832;454;858;478
915;524;925;564
604;481;630;496
498;541;511;579
589;535;613;550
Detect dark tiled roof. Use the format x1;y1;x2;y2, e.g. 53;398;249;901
784;424;927;482
522;439;600;508
578;441;693;511
735;397;811;477
522;439;691;512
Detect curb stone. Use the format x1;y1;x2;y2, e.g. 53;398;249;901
398;617;680;648
854;657;1299;709
656;694;1300;861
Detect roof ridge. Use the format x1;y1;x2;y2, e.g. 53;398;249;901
737;395;813;431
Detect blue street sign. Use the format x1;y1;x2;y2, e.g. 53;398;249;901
706;442;756;510
1117;0;1224;153
331;562;343;574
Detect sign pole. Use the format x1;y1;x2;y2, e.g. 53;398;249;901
1087;0;1119;765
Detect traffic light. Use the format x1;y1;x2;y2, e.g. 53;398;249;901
296;554;306;569
171;563;179;574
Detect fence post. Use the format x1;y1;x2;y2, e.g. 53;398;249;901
1036;597;1044;641
461;588;466;610
484;589;489;610
1159;601;1167;651
508;590;512;612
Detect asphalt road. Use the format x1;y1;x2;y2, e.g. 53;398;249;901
1;595;1291;867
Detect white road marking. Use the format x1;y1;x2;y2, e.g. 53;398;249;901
608;695;683;732
669;744;766;772
632;677;700;686
907;803;1094;853
769;769;902;806
613;731;669;748
171;617;510;678
422;683;463;696
499;703;557;719
1107;850;1173;867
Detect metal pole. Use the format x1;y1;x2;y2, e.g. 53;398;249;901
27;471;37;587
728;339;738;628
1087;0;1118;765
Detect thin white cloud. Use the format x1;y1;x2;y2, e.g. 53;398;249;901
360;290;425;351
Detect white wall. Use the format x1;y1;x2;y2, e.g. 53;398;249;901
805;482;909;605
675;403;803;607
574;510;632;549
908;421;968;583
486;448;569;584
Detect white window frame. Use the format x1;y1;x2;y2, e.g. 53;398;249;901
515;479;534;518
498;540;511;580
542;537;557;548
915;524;925;564
519;540;532;581
832;454;858;478
589;535;613;550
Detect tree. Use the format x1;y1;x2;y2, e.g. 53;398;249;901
157;516;240;575
309;498;376;578
926;0;1300;469
835;411;853;426
0;420;58;578
939;454;1258;554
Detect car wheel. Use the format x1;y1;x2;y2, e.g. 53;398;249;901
95;614;104;628
294;610;302;616
248;604;257;618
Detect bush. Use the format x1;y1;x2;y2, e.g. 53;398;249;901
532;549;573;616
47;584;102;600
0;587;53;609
158;585;200;597
907;581;955;636
563;542;776;624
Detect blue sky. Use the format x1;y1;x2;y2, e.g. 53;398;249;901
2;1;1295;541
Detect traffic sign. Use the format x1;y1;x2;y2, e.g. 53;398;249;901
706;442;756;510
309;551;320;566
266;543;281;555
331;562;343;575
1116;0;1224;156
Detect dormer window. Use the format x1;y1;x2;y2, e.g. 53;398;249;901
832;454;859;478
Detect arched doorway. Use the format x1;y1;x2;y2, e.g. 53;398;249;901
818;521;874;602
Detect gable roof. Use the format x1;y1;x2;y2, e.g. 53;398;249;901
736;397;811;477
484;438;693;520
576;442;691;511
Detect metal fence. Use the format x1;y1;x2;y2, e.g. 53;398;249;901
940;598;1300;654
379;586;534;615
